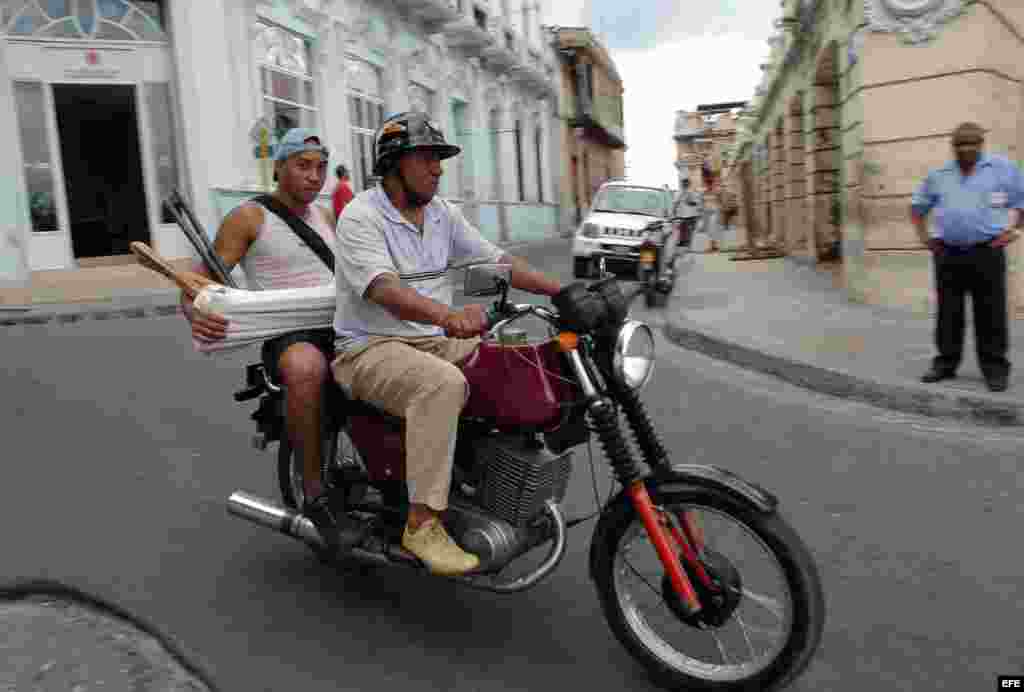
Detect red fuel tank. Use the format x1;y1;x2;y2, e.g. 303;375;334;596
459;338;574;430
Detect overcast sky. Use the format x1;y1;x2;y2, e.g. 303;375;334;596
544;0;782;188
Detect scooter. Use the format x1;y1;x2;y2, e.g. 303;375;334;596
227;265;824;691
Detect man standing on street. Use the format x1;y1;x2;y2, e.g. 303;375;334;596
911;122;1024;392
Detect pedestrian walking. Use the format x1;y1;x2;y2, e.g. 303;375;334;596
332;164;354;222
911;122;1024;392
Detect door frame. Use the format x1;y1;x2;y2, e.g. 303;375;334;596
6;39;177;270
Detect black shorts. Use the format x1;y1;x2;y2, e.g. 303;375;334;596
260;328;335;384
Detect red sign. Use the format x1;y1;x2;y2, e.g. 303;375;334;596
85;50;99;66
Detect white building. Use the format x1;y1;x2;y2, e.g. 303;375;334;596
0;0;561;285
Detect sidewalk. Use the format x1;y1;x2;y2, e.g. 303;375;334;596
664;253;1024;426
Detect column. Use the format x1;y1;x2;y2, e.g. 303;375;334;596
0;36;30;285
169;0;239;234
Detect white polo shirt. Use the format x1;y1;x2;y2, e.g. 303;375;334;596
333;185;503;352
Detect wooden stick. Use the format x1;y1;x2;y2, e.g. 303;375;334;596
129;242;217;300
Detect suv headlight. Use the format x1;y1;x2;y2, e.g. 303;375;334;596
612;320;655;389
582;222;600;238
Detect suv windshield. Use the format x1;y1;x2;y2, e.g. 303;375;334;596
593;187;667;217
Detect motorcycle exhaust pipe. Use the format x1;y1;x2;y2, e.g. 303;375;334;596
227;491;325;549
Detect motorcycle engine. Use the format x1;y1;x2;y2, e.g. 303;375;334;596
446;434;573;571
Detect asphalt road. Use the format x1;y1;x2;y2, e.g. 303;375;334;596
3;238;1022;691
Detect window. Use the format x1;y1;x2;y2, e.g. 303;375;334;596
255;21;316;144
593;187;667;217
13;82;58;233
346;56;385;192
5;0;167;40
474;7;487;30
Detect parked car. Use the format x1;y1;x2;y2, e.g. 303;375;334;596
571;181;677;279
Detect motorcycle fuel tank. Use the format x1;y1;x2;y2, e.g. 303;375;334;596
459;339;573;430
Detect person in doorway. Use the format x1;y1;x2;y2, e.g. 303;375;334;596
332;164;353;222
181;128;351;545
672;179;702;252
332;112;562;576
912;122;1024;392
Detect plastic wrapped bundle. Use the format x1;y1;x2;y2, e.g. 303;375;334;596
192;283;336;354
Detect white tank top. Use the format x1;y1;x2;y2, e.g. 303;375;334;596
238;202;335;290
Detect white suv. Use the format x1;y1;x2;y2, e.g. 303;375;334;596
571;181;675;278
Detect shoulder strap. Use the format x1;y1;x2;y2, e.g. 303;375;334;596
252;194;334;274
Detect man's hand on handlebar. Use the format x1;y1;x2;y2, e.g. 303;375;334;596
442;304;490;339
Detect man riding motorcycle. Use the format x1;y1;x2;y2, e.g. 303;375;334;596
331;112;562;576
182;128;339;536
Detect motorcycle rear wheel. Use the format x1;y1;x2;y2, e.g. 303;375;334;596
277;426;366;511
592;485;824;691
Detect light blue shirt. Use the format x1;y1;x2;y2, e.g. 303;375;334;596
911;153;1024;246
333;185;503;351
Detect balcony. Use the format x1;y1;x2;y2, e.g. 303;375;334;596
404;0;462;31
480;18;520;71
509;45;553;95
441;13;494;52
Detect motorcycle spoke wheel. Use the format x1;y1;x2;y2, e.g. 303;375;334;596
278;426;366;510
612;505;793;683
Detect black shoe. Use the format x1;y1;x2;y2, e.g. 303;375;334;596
921;368;956;383
986;375;1009;392
303;493;366;556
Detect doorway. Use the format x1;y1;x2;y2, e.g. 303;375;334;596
53;84;150;262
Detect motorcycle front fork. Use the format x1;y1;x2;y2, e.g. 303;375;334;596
627;481;714;615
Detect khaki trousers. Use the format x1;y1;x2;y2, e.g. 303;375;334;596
331;335;479;511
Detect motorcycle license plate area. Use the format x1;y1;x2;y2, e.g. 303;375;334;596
460;339;573;430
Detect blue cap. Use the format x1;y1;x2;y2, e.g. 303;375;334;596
274;128;329;162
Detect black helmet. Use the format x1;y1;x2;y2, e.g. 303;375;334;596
373;111;461;176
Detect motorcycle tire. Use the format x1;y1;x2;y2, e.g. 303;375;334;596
591;485;824;692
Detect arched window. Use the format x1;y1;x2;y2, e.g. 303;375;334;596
5;1;168;41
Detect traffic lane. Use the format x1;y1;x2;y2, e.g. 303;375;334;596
1;314;662;692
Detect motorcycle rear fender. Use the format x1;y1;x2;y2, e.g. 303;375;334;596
588;464;777;582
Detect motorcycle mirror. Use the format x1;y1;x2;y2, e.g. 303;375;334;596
464;263;512;297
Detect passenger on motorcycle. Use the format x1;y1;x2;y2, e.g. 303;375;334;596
181;128;339;529
331;112;562;576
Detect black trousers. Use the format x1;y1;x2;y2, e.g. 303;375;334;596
933;243;1010;378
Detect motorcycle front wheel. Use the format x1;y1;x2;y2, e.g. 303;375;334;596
592;485;824;691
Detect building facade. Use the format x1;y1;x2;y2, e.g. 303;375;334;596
550;26;625;232
726;0;1024;314
0;0;561;287
674;101;746;219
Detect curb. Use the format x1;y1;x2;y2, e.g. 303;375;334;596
663;316;1023;427
1;577;220;691
2;303;182;327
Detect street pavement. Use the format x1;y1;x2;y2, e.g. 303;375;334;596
3;238;1023;690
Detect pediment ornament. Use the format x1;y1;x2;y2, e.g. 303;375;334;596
865;0;965;43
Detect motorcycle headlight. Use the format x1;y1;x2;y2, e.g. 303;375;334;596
612;320;655;390
582;222;600;238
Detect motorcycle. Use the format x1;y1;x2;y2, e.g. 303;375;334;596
634;216;686;309
227;265;824;691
